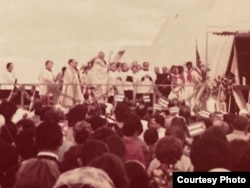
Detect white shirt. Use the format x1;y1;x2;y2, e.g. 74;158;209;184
38;69;55;96
122;70;134;91
2;70;16;89
137;70;156;94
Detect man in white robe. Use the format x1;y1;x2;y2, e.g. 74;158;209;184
86;52;108;103
2;62;17;90
38;60;56;104
58;59;84;107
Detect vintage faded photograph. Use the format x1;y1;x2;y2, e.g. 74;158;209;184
0;0;250;188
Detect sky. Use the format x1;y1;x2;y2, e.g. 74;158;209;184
0;0;201;82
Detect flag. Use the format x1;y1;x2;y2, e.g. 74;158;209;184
196;40;202;69
197;110;211;119
169;106;179;115
153;104;162;111
115;94;125;102
188;122;206;137
112;50;126;63
143;95;151;103
158;98;169;108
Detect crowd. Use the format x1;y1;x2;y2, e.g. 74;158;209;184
0;92;250;188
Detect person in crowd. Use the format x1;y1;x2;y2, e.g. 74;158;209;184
35;121;63;171
125;160;150;188
0;136;18;185
54;166;115;188
14;158;60;188
105;135;126;160
135;103;149;140
226;115;249;142
16;119;35;135
190;132;231;171
88;153;130;188
143;128;158;162
78;140;109;167
38;60;57;105
122;114;148;167
58;59;84;107
149;115;166;139
0;100;18;145
149;136;183;188
229;139;250;171
2;62;17;90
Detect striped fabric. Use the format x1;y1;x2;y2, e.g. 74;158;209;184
143;95;151;103
188;122;206;137
169;106;179;115
153;104;162;111
158;98;169;108
197;110;211;119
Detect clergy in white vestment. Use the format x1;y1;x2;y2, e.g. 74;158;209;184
121;63;134;100
38;60;56;104
2;62;17;89
136;62;156;103
58;59;84;107
86;52;108;103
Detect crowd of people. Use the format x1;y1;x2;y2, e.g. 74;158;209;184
0;51;206;111
0;93;250;188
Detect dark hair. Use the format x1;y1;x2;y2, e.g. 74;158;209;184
73;121;92;144
79;140;109;166
202;126;227;142
93;127;116;143
125;160;149;188
0;101;17;121
6;62;13;69
61;145;82;172
153;115;165;128
88;153;130;188
105;135;126;160
135;103;148;119
143;128;158;145
179;105;191;121
229;139;250;171
155;136;183;165
165;126;186;146
186;61;192;67
67;104;88;127
114;103;131;123
35;106;53;121
233;115;249;131
16;119;35;131
68;59;74;64
87;116;107;131
190;136;230;171
16;128;37;160
44;109;65;125
35;122;63;151
45;60;53;66
123;114;143;137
